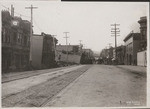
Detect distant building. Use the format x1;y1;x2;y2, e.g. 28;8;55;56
31;33;58;69
55;45;82;64
123;32;141;65
80;49;94;64
56;45;81;55
116;45;126;65
99;47;114;65
82;49;94;58
2;10;30;72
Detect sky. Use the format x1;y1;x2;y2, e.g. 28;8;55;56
0;1;149;54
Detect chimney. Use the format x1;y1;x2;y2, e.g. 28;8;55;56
11;5;14;17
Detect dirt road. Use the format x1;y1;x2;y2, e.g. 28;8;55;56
2;65;146;107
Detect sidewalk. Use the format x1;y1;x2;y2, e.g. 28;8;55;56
116;65;146;74
2;65;77;83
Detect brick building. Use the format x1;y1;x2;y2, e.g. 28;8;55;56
137;16;147;66
123;32;140;65
2;10;30;73
138;16;147;51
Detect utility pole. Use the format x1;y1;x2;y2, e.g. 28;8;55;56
63;32;69;65
111;23;120;64
25;5;38;67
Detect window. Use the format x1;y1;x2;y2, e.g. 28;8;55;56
24;36;27;46
17;33;20;43
13;31;17;43
5;29;10;43
126;45;128;52
7;29;11;43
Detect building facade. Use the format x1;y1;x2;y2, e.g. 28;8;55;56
32;33;57;69
42;33;58;68
137;16;147;66
138;16;147;51
2;10;30;73
123;32;140;65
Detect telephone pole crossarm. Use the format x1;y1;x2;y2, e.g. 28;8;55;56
111;23;120;64
63;32;70;65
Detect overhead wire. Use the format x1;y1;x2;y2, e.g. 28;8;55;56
33;19;43;33
1;4;45;34
0;4;30;18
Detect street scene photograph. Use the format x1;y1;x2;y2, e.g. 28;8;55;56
1;1;149;107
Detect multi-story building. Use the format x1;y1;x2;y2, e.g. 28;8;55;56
2;10;30;73
123;32;141;65
31;33;58;69
138;16;147;51
137;16;147;66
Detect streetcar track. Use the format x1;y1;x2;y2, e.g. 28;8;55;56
2;66;85;98
2;66;76;83
2;65;90;107
40;66;90;107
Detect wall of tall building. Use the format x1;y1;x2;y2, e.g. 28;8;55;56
2;10;30;73
138;16;147;51
42;33;57;68
137;16;147;67
32;33;57;69
31;35;44;69
124;33;140;65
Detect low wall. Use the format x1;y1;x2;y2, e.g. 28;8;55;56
137;50;147;67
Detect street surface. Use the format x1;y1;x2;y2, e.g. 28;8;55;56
2;65;146;107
